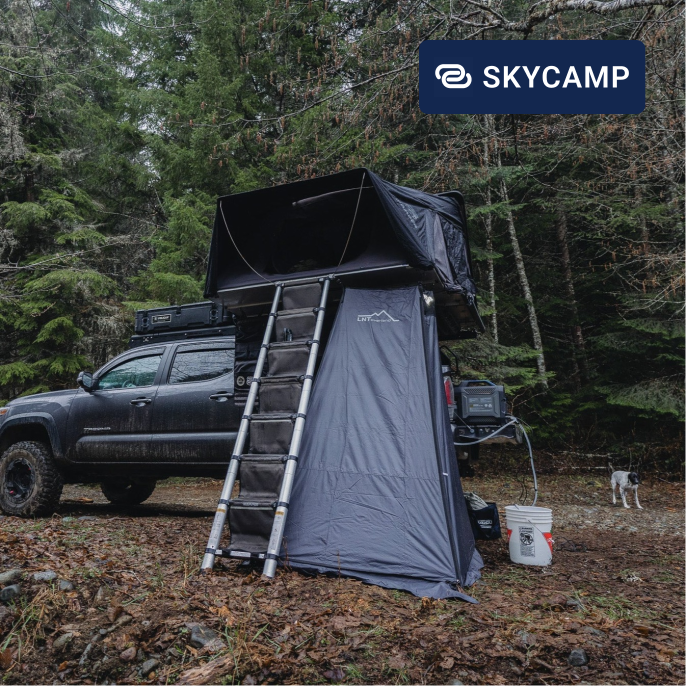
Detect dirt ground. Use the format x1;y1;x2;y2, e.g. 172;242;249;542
0;473;683;685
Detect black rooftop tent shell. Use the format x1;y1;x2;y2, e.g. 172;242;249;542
203;168;484;334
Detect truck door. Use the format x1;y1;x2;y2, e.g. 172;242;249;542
149;341;239;463
66;348;167;462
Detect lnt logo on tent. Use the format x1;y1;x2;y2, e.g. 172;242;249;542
357;310;399;323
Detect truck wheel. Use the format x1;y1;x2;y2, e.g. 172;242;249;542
0;441;64;517
101;480;156;505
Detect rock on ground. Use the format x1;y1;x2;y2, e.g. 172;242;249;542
189;623;223;650
53;633;74;650
33;570;57;582
140;658;159;676
120;646;136;662
0;584;21;601
568;648;589;666
0;569;23;585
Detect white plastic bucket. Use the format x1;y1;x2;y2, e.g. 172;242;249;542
505;505;553;566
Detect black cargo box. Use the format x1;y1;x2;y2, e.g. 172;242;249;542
135;302;230;335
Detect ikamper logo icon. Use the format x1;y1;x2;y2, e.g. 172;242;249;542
420;40;645;114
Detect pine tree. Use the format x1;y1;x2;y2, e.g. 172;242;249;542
0;0;153;401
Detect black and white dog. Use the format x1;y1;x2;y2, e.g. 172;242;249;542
609;464;642;509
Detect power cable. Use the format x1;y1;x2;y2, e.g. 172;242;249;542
455;416;538;506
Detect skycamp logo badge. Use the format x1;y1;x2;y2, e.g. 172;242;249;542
357;310;399;323
420;40;645;114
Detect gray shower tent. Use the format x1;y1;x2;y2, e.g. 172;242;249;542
284;287;482;600
204;169;484;599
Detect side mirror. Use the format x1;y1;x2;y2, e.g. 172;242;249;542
77;371;95;392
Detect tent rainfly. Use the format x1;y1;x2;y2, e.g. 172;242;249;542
282;286;483;601
204;168;484;337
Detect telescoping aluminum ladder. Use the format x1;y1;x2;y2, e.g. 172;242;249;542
201;277;331;578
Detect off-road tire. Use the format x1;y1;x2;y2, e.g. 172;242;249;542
0;441;64;517
101;480;156;505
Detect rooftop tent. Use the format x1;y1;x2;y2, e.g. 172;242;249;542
282;286;483;601
204;169;484;335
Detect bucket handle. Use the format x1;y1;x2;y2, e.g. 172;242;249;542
507;506;553;540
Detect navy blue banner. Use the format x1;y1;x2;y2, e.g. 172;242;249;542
419;40;645;114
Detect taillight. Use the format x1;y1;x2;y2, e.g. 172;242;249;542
444;377;454;406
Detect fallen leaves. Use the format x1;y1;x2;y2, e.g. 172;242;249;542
330;615;362;631
107;604;123;623
0;648;12;670
440;656;455;670
533;593;568;610
215;605;236;626
0;477;683;685
387;654;407;670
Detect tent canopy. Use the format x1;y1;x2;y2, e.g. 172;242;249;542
283;286;483;600
204;169;483;333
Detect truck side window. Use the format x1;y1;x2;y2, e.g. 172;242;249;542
169;348;234;384
98;355;163;389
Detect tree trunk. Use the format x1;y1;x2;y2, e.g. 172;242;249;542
482;115;498;343
555;207;589;383
634;186;654;284
25;172;34;202
491;120;548;387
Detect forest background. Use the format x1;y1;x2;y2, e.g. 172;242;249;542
0;0;683;471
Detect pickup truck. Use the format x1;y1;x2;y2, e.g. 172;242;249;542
0;313;508;517
0;337;239;516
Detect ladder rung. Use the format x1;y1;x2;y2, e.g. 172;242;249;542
239;453;288;462
229;498;276;509
275;307;317;317
216;549;267;560
249;413;296;421
268;340;313;349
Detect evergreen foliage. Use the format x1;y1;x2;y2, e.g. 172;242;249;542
0;0;683;463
